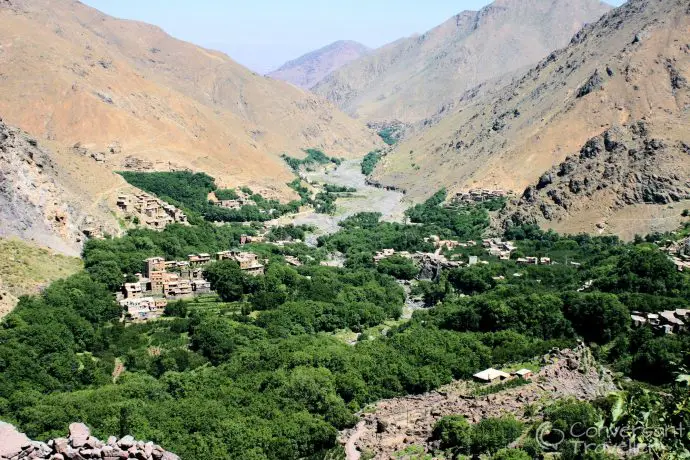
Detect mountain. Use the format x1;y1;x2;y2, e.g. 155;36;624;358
0;119;122;255
372;0;690;238
0;0;381;203
267;40;371;89
312;0;612;124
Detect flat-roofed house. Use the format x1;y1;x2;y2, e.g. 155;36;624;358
191;280;212;294
123;282;143;299
513;369;533;379
630;315;647;328
163;278;193;299
660;310;685;333
188;253;212;266
473;368;511;383
145;257;166;278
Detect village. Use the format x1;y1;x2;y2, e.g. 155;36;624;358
116;192;188;230
450;188;513;205
118;247;266;321
373;236;557;282
660;236;690;272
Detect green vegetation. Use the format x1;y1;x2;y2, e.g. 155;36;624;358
118;170;301;223
471;377;531;397
433;415;523;455
405;189;495;240
214;188;239;200
323;184;356;193
0;238;83;299
1;189;690;459
378;127;402;145
361;150;382;176
282;148;342;172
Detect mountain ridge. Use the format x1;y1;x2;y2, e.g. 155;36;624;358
267;40;371;89
373;0;690;238
0;0;381;202
312;0;612;123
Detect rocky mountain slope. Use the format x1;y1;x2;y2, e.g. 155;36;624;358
341;346;615;459
0;119;120;255
267;40;371;89
373;0;690;237
502;122;690;238
0;0;381;200
312;0;611;123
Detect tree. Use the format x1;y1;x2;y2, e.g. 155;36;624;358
470;416;523;455
87;260;123;292
562;292;630;344
447;266;496;295
492;448;531;460
203;261;249;302
433;415;472;451
376;255;418;280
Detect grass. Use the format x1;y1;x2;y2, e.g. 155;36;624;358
0;238;83;297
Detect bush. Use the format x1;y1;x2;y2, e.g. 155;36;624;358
433;415;472;451
470;416;524;455
361;150;382;175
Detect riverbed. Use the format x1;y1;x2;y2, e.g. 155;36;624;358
270;160;409;244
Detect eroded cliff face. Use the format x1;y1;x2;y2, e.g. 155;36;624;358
0;119;119;255
501;122;690;237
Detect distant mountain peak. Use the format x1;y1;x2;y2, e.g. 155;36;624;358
267;40;371;89
312;0;612;123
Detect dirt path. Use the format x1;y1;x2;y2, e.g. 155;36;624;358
345;421;366;460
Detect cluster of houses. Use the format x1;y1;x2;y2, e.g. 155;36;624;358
483;238;517;260
660;237;690;272
116;192;188;230
631;309;688;334
210;189;253;210
425;235;478;251
373;248;465;270
451;189;512;205
216;250;266;276
118;250;265;321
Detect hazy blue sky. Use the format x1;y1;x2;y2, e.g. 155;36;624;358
81;0;623;74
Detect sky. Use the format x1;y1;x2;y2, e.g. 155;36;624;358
81;0;624;74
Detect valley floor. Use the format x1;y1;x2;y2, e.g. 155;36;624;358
270;160;408;243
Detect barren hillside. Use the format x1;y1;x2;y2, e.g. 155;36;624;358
0;0;381;201
374;0;690;237
0;119;122;255
312;0;611;123
267;40;371;89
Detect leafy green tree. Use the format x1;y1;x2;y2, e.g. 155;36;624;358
470;416;524;455
86;260;123;291
432;415;472;451
447;266;496;295
492;448;531;460
203;261;250;302
562;292;630;344
376;255;418;280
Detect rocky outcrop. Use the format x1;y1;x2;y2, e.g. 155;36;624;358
0;119;118;255
0;422;179;460
339;345;615;459
501;122;690;233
